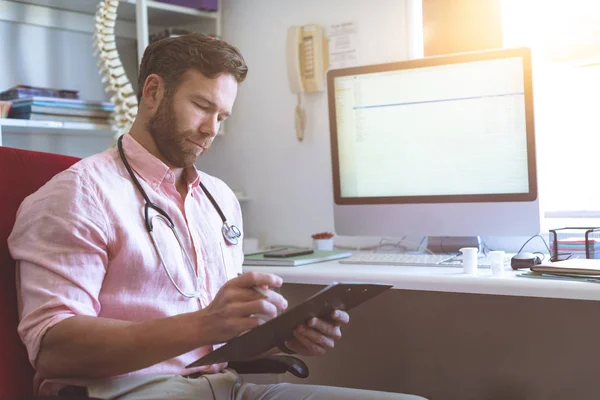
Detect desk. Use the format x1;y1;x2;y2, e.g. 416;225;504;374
244;261;600;301
244;262;600;400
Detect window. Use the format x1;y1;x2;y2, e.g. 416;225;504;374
502;0;600;218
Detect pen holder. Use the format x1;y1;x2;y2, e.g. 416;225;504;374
313;238;334;251
311;232;335;251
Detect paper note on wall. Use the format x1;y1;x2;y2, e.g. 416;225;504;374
328;21;359;69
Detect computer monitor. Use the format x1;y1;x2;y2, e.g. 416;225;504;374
327;47;539;238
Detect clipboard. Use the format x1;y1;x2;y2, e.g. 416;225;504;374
186;282;393;368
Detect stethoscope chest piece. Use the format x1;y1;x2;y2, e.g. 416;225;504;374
222;222;241;245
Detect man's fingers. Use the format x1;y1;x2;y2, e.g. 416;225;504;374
224;285;288;311
224;273;288;311
293;328;328;355
231;299;280;320
330;310;350;325
235;272;283;289
307;317;343;339
296;324;335;349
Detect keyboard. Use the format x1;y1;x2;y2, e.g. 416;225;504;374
339;253;455;267
339;253;513;268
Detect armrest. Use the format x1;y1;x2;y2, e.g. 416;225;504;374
228;355;309;379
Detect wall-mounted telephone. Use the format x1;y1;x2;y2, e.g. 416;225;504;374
286;24;328;93
286;24;328;141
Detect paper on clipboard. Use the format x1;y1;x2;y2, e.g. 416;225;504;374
186;282;392;368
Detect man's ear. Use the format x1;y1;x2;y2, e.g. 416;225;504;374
141;74;165;111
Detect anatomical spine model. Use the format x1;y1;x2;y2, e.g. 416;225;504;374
93;0;138;138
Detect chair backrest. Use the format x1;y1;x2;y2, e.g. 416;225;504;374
0;146;80;398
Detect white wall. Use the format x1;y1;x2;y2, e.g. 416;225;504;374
199;0;410;248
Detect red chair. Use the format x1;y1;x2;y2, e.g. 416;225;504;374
0;146;80;398
0;146;307;399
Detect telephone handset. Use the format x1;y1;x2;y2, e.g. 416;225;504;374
286;24;328;93
286;24;328;141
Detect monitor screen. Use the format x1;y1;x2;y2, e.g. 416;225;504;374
327;47;539;237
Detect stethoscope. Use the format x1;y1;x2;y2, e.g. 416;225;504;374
117;135;241;298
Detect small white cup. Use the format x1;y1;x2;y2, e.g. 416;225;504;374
460;247;478;274
313;238;334;251
489;250;505;276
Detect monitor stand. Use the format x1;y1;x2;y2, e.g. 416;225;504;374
426;236;482;254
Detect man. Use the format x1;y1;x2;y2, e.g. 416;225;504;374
9;33;425;399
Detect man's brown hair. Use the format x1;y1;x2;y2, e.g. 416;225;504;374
137;33;248;101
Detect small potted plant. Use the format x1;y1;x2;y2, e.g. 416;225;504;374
311;232;335;251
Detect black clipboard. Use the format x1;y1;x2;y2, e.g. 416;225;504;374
186;282;393;368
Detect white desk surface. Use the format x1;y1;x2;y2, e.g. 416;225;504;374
243;261;600;302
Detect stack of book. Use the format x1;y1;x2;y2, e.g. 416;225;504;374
550;237;600;259
0;84;79;101
8;97;115;129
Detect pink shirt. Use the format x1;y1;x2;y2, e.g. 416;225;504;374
8;134;244;395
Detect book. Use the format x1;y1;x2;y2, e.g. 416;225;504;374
10;105;112;118
9;97;114;111
531;259;600;276
0;85;79;100
186;282;393;368
243;249;352;266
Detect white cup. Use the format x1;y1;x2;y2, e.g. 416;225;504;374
488;250;505;276
460;247;478;274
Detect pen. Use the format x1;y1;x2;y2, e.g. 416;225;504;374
238;273;269;297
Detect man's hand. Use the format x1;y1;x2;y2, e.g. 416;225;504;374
283;310;350;356
199;272;288;344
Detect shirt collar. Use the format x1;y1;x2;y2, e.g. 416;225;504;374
122;134;200;190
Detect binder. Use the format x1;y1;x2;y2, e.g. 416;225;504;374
186;282;392;368
243;249;352;266
531;258;600;276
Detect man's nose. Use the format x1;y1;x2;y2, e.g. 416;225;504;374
201;115;220;137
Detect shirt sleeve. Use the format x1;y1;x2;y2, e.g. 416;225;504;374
8;170;110;367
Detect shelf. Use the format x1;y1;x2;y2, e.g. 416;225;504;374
144;1;218;26
4;0;218;28
0;119;115;137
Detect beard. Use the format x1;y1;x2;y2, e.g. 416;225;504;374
146;96;210;168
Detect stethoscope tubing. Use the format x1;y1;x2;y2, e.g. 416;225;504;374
116;135;241;298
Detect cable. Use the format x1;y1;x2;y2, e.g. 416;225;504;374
480;239;492;256
200;375;217;400
517;234;552;254
439;237;451;255
374;237;435;255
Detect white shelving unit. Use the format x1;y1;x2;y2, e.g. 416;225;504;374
0;0;221;156
0;118;116;157
0;118;114;137
0;0;220;35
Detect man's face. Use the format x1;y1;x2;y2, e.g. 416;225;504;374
147;69;238;168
